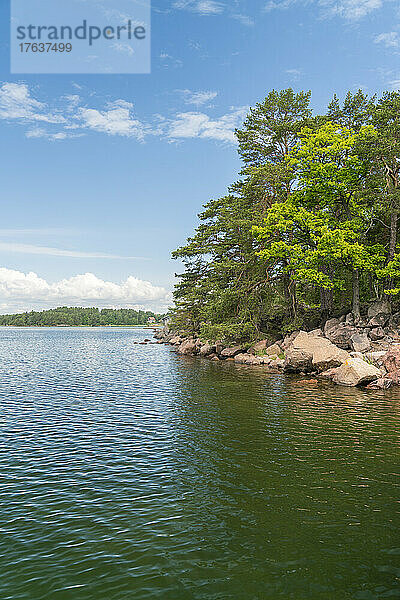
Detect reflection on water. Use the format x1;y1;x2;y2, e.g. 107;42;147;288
0;328;398;600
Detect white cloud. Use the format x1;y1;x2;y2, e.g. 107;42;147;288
26;127;82;141
77;101;148;139
173;0;225;15
374;31;399;47
0;268;171;312
0;242;145;260
264;0;383;20
168;107;248;144
179;89;218;106
0;82;64;124
0;81;244;146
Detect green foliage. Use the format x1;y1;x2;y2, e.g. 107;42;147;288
0;307;162;327
171;88;400;343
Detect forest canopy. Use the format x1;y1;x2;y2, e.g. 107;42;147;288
0;307;162;327
171;88;400;343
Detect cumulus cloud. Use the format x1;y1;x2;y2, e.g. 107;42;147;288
0;268;171;313
77;100;149;139
168;107;248;144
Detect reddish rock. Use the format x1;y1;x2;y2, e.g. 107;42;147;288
381;348;400;373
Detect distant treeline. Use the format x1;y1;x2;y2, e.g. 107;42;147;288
0;307;163;327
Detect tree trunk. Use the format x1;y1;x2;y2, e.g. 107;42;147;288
385;209;398;293
283;271;297;320
352;269;360;322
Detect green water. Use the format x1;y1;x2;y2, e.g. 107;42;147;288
0;328;398;599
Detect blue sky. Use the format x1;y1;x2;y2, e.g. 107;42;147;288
0;0;399;313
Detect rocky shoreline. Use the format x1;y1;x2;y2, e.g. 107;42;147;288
154;300;400;390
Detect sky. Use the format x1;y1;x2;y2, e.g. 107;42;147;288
0;0;399;313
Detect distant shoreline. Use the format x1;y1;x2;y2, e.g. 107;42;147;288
0;324;161;328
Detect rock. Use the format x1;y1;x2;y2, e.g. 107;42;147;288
364;351;386;368
368;300;391;319
324;319;357;350
284;330;350;373
385;371;400;385
345;313;355;326
381;348;400;373
309;328;324;337
369;327;385;341
282;331;300;350
215;342;225;355
234;353;262;365
248;339;269;355
169;335;183;345
389;312;400;327
266;343;282;356
284;347;313;372
211;356;220;362
270;357;285;369
366;378;393;390
220;346;243;359
318;367;339;381
332;357;381;387
350;332;371;353
368;313;389;328
295;378;318;385
312;343;350;372
177;338;197;355
199;343;215;357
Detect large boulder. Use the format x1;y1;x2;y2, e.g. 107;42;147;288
324;318;357;349
177;338;197;355
332;357;381;387
220;346;243;359
312;343;350;372
350;332;371;353
284;331;350;373
368;313;390;328
368;300;391;320
199;343;215;357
